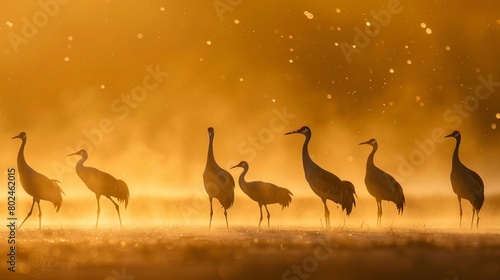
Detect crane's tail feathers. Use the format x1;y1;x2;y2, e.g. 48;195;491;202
396;190;405;215
341;180;357;216
49;180;64;212
278;188;293;210
220;188;235;210
52;180;66;196
116;180;130;209
474;194;484;212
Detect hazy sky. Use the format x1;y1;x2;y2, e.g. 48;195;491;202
1;0;499;216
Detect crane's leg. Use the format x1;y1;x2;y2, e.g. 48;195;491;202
258;204;263;228
476;210;480;229
108;197;122;228
377;200;383;228
224;208;229;230
470;207;475;229
322;199;330;229
18;199;36;230
209;197;213;230
264;205;271;228
95;195;101;229
37;201;42;230
457;197;463;228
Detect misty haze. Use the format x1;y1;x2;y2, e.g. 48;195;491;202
1;1;499;280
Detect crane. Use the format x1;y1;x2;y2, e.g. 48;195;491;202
203;127;235;230
359;138;405;227
231;161;293;228
12;132;65;229
68;149;129;228
445;131;484;228
285;126;356;229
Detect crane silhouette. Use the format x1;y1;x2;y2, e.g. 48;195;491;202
12;132;65;230
203;127;235;230
445;131;484;228
231;161;293;228
68;149;129;228
359;138;405;227
285;126;356;229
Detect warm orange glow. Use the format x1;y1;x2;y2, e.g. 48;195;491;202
0;1;499;279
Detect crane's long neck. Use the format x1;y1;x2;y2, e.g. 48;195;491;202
366;144;378;170
74;154;88;177
237;166;249;188
206;134;217;168
452;137;461;165
16;138;33;173
302;133;315;172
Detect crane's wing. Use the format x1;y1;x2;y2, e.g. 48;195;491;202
380;171;403;195
305;167;343;197
466;168;484;196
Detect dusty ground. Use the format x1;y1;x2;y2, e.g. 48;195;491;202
2;227;500;280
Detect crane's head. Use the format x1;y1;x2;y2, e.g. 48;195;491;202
230;161;248;170
12;132;26;140
207;127;214;137
359;138;377;146
67;149;88;158
445;130;461;139
285;126;311;136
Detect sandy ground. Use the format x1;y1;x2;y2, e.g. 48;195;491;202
2;227;500;280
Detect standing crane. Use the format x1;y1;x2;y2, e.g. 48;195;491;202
68;149;129;228
231;161;293;228
12;132;65;230
285;126;356;229
359;138;405;227
203;127;235;230
445;131;484;228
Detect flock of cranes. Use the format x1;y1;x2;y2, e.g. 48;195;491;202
13;132;129;229
204;127;484;229
11;127;485;230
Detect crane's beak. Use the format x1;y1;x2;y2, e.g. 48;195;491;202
284;129;299;135
67;151;79;156
359;140;371;145
230;163;242;169
11;135;19;139
444;133;454;138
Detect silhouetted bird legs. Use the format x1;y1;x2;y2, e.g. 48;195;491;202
258;204;271;228
476;210;480;228
95;195;123;228
458;197;463;228
471;207;475;229
207;196;228;230
322;198;330;229
223;209;229;229
18;199;41;230
209;197;214;230
265;205;270;228
96;194;101;229
108;196;123;228
37;201;42;229
471;208;480;229
376;199;383;227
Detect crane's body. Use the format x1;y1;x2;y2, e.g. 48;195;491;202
285;126;356;229
445;131;484;228
231;161;293;227
359;139;405;227
68;149;129;228
13;132;65;229
203;127;235;229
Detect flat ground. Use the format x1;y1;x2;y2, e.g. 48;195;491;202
2;227;500;280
